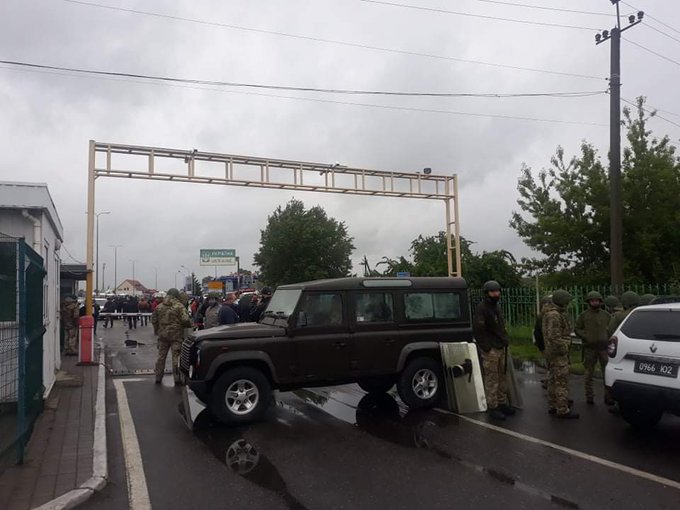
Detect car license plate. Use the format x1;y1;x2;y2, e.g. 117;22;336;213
633;361;679;378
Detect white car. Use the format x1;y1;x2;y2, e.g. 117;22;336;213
605;303;680;429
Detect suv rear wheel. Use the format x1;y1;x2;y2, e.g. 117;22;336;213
397;357;443;409
358;376;396;394
210;367;272;425
619;402;663;430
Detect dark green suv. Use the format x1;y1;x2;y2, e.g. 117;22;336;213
180;277;471;424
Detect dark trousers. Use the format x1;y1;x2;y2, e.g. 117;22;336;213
127;315;138;329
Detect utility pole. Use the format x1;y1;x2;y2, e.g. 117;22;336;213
596;2;643;291
110;245;122;294
102;262;106;292
94;211;110;294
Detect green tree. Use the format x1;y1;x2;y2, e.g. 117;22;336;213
510;97;680;284
191;273;201;295
373;232;522;288
254;199;355;287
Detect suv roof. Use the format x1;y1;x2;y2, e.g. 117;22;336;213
633;303;680;311
278;276;468;291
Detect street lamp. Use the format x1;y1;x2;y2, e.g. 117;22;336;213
130;259;137;295
93;211;110;293
180;265;191;292
102;262;107;292
109;245;123;294
174;270;182;289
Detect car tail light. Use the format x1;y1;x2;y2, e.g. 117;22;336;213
608;336;618;358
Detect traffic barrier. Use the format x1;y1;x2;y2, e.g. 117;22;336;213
78;316;95;365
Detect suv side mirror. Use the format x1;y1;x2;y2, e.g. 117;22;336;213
296;311;308;328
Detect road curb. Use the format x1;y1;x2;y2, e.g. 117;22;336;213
34;345;108;510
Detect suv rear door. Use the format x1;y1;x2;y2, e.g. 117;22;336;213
290;291;352;381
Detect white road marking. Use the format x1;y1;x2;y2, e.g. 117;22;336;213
113;378;153;510
437;409;680;491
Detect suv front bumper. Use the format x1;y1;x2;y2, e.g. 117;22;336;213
609;380;680;412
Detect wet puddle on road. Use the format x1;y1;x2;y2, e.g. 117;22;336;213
179;389;309;510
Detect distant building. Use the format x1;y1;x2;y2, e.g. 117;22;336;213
115;279;148;296
0;181;64;398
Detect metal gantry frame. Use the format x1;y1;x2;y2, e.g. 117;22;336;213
85;141;461;314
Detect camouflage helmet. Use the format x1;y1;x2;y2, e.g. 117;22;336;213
604;295;620;309
166;288;181;299
586;291;603;302
639;293;656;306
482;280;501;293
621;291;641;309
552;289;572;307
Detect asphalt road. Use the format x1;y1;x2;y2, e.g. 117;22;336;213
83;323;680;510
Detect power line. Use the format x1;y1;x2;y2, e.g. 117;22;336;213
622;97;680;129
62;244;85;265
0;63;605;127
359;0;601;31
643;23;680;45
622;1;680;37
0;59;606;98
623;38;680;68
476;0;612;17
61;0;603;81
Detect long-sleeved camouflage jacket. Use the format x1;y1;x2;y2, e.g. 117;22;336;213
542;302;572;352
151;296;191;341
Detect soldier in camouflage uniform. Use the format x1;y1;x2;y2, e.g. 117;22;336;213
151;288;191;384
608;291;640;337
575;291;613;405
604;295;621;315
202;293;222;329
543;290;579;419
61;296;80;356
473;281;515;421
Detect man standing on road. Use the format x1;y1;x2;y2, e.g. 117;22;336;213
608;291;640;336
250;287;273;322
604;295;621;315
61;296;80;356
575;291;613;406
473;281;515;421
102;297;116;328
151;288;191;385
218;295;240;325
202;293;223;329
543;290;579;419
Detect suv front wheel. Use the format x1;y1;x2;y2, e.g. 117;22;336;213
210;367;272;425
397;357;443;409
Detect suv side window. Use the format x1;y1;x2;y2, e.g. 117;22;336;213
354;292;394;323
297;292;343;327
404;292;461;321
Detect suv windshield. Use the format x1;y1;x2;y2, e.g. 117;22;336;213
263;289;302;319
620;309;680;341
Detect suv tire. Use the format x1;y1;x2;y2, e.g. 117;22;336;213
358;377;396;394
397;356;443;409
210;367;272;425
619;402;663;430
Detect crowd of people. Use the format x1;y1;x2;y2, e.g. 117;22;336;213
474;281;649;421
150;287;273;385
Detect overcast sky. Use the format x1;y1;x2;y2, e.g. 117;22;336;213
1;0;679;291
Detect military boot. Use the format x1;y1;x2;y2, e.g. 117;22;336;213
555;410;580;419
488;407;506;421
499;403;516;416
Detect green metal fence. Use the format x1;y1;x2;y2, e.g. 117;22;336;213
469;283;676;329
0;233;45;470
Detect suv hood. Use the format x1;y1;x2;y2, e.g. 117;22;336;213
192;322;287;341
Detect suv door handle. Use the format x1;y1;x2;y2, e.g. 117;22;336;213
333;341;347;348
384;338;395;344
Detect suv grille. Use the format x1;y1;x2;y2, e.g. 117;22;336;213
180;339;194;373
